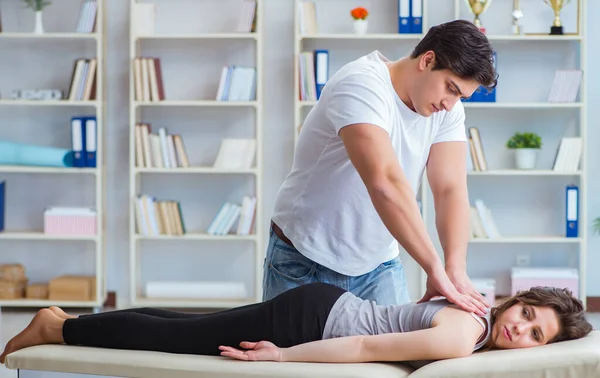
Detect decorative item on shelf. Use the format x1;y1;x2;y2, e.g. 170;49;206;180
506;132;542;170
512;0;524;35
350;7;368;35
465;0;492;34
593;217;600;235
21;0;52;35
10;89;62;101
543;0;571;35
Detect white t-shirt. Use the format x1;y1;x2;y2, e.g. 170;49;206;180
271;50;467;276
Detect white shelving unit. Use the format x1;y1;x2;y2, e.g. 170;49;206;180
293;0;587;304
128;0;263;308
0;0;107;310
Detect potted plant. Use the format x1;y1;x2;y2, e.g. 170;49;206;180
22;0;52;34
506;132;542;170
350;7;369;35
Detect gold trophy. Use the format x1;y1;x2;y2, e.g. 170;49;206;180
465;0;492;33
543;0;572;35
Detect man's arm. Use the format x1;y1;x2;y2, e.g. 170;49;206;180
426;141;489;310
339;124;479;314
339;124;441;276
426;141;470;272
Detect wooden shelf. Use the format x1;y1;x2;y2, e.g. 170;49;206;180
0;166;98;174
135;167;257;175
134;100;258;107
137;33;257;40
0;100;99;107
0;231;98;241
0;32;98;40
134;233;257;241
469;236;581;244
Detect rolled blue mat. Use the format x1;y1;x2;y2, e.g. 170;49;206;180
0;141;74;167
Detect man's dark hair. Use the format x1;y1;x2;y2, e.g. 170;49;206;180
410;20;498;90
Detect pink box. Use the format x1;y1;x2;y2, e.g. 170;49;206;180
44;207;96;236
511;267;579;298
472;278;496;304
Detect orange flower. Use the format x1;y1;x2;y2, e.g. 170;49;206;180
351;7;368;20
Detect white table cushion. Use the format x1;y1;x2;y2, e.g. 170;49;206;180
5;331;600;378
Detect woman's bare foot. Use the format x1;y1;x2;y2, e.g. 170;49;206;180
48;306;77;320
0;308;65;364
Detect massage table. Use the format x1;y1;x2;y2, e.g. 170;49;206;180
6;331;600;378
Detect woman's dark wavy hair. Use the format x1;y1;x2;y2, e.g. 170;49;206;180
410;19;498;90
481;286;593;351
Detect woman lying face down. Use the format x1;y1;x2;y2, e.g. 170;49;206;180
0;283;593;366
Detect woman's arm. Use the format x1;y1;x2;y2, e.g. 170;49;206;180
280;309;484;363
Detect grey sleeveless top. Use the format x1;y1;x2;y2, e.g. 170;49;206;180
322;292;492;369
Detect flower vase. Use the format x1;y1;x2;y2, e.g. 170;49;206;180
34;11;44;34
514;148;538;170
353;19;368;35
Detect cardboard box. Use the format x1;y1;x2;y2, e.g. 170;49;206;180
0;264;25;282
0;278;28;299
48;275;96;301
26;284;49;299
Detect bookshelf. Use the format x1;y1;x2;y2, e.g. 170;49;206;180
293;0;587;304
0;0;106;310
128;0;262;308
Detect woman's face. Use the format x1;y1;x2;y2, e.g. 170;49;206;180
492;302;560;349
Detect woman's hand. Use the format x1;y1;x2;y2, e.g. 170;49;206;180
219;341;282;362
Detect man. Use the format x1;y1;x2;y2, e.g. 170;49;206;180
263;20;497;316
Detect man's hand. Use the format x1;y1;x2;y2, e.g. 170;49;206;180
446;268;491;312
417;266;488;316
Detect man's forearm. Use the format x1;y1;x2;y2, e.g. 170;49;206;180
434;188;471;271
368;175;442;275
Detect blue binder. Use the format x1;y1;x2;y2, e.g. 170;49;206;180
398;0;410;33
566;185;579;238
0;180;4;232
314;50;329;100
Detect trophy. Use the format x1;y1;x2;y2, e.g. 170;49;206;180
543;0;572;35
512;0;524;35
465;0;492;33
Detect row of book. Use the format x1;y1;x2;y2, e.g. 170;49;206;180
134;124;190;169
298;50;328;101
75;0;98;33
68;58;97;101
470;199;501;239
135;195;185;236
207;196;257;235
216;65;257;101
133;57;165;102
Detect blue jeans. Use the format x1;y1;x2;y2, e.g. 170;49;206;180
262;226;411;306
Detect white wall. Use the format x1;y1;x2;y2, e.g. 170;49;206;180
0;0;598;310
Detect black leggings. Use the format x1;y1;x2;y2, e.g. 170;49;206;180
63;282;347;356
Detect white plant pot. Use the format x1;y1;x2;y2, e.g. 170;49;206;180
353;19;368;34
34;11;44;34
514;148;538;170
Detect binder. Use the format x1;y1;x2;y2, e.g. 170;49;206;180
85;116;97;168
71;117;86;167
566;185;578;238
0;180;4;232
398;0;410;34
411;0;422;34
314;50;329;100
